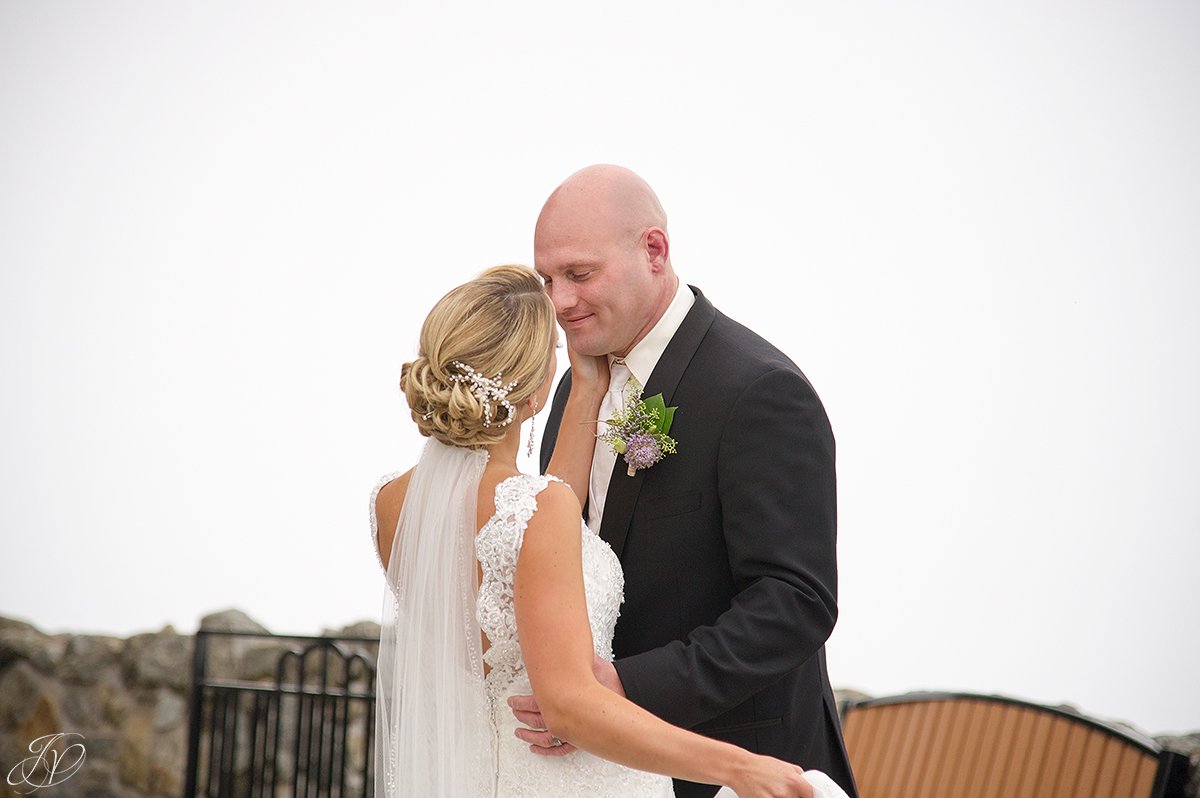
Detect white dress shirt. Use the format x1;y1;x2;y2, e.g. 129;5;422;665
587;279;695;533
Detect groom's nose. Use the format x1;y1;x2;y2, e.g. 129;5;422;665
546;280;576;315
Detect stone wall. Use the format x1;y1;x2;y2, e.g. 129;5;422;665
2;612;1197;797
1;615;192;797
0;610;377;798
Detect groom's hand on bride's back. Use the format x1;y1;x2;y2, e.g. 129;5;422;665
509;655;626;756
507;695;577;756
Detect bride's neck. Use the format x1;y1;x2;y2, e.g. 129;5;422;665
485;415;526;470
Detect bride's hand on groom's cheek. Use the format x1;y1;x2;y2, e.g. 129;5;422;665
566;345;608;391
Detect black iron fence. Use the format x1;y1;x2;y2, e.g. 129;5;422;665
184;630;378;797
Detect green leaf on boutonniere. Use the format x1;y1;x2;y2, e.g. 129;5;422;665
643;393;666;419
659;405;676;436
640;393;677;436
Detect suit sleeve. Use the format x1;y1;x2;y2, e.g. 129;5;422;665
613;367;839;729
538;369;572;475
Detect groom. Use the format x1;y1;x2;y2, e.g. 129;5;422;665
523;164;858;798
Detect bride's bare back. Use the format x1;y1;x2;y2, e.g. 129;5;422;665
372;461;526;674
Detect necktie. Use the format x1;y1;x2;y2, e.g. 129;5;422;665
588;359;632;532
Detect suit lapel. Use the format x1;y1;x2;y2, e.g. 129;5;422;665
599;286;716;560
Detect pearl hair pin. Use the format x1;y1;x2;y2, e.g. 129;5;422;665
449;361;518;428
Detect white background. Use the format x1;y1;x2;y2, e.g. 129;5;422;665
2;2;1197;736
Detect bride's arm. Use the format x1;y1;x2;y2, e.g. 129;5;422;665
543;348;606;508
514;482;813;798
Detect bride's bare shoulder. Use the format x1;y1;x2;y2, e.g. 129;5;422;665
524;480;582;536
374;470;413;568
376;470;413;514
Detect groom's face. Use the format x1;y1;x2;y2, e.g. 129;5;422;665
534;230;657;358
534;195;660;359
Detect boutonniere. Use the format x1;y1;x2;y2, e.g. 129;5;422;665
598;379;679;476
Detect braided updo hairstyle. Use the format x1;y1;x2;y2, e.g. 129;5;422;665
400;264;557;448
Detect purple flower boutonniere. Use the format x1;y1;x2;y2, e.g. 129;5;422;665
598;379;679;476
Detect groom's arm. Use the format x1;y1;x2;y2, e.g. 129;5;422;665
613;366;839;730
538;370;572;475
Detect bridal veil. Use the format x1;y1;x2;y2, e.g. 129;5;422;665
376;439;493;797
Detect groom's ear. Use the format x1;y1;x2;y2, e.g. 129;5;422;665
644;227;669;271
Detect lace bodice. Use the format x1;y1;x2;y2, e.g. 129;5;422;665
474;473;671;798
475;473;623;681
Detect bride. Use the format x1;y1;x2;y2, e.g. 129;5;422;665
370;264;846;798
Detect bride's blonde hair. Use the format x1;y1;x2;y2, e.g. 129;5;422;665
401;264;556;448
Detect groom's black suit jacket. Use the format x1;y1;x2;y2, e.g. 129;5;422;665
540;287;858;798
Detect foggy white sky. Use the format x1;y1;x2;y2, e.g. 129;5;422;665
2;2;1197;736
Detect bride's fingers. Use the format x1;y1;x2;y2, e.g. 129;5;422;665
565;347;608;386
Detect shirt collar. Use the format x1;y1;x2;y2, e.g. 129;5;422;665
613;279;695;387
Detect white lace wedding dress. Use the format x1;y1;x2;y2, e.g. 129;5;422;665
371;467;673;798
476;473;674;798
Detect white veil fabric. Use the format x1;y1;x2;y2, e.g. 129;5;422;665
375;438;494;798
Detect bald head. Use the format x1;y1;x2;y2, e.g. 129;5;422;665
533;165;678;358
536;164;668;251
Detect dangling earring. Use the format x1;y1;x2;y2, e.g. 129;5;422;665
526;399;538;457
